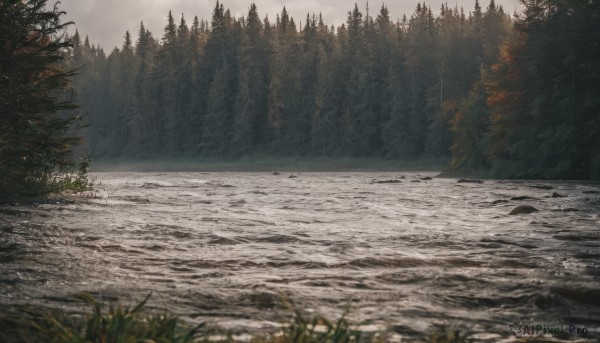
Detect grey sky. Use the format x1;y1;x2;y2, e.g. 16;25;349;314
51;0;520;51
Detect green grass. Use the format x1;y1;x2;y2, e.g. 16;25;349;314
0;294;478;343
0;159;93;204
0;294;384;343
0;172;92;204
2;294;565;342
273;306;381;343
90;156;449;173
0;293;199;343
424;325;470;343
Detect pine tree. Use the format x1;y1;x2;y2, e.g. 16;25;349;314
0;0;85;198
381;65;419;157
181;16;206;154
449;75;489;171
202;63;233;156
116;31;141;155
154;11;181;155
232;3;269;154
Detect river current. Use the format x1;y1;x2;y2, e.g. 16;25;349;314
1;172;599;341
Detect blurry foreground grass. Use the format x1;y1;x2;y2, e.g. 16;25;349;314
0;293;383;343
0;293;198;343
0;293;559;343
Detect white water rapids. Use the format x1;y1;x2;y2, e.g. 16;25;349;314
1;172;599;341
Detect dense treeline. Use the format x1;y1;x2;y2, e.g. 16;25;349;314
450;0;600;179
67;0;599;179
68;1;511;158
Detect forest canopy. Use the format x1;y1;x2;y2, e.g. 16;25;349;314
67;0;599;179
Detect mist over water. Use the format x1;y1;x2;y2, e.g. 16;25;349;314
1;172;599;340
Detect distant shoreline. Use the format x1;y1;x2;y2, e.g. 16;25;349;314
89;156;449;173
88;157;600;183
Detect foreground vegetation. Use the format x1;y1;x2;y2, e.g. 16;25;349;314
0;295;447;343
0;160;92;204
0;293;198;343
0;293;573;342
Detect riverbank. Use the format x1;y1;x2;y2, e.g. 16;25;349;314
90;156;450;173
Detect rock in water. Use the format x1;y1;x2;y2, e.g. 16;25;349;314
288;175;297;179
0;208;30;216
509;205;539;215
272;171;280;175
229;199;247;206
374;180;402;184
529;185;553;190
457;179;483;183
511;196;537;201
420;176;433;180
552;192;567;198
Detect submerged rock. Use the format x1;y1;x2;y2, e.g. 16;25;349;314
123;196;151;203
411;180;421;183
491;200;509;205
457;179;483;183
208;235;244;245
509;205;539;215
0;208;30;216
229;199;247;206
374;180;402;184
552;192;567;198
272;171;280;175
141;182;164;189
419;176;433;181
529;185;554;190
288;175;297;179
510;196;537;201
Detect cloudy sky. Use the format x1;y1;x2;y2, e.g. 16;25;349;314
51;0;520;50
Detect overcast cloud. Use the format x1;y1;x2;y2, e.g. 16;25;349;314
50;0;520;50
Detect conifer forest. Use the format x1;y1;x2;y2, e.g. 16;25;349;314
68;0;600;179
3;1;600;341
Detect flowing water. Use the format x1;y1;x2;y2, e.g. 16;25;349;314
1;172;599;341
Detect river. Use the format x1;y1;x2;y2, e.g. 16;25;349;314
0;172;599;341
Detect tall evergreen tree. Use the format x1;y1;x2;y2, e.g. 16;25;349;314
0;0;86;198
232;3;269;154
202;63;233;156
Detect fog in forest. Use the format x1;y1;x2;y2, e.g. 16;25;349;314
1;0;599;341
